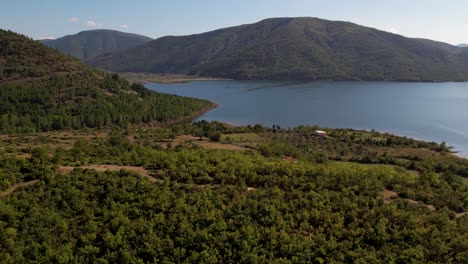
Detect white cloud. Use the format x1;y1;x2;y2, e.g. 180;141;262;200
389;27;399;34
120;24;129;29
36;35;56;40
68;17;79;23
87;21;103;28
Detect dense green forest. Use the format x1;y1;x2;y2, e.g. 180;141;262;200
0;29;213;133
0;123;467;263
89;17;468;81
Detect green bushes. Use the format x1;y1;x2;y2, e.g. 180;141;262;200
0;126;467;262
0;148;466;262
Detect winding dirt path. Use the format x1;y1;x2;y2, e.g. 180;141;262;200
0;180;39;197
383;188;465;218
57;165;155;182
163;135;249;151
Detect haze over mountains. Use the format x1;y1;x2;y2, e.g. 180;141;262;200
84;17;468;82
40;29;152;60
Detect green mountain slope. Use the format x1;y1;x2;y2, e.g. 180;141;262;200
89;17;468;81
40;29;152;60
0;29;212;133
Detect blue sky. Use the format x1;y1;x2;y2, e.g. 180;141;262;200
1;0;468;44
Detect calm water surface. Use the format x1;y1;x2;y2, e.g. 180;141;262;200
147;81;468;157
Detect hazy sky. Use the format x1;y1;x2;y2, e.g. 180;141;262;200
1;0;467;45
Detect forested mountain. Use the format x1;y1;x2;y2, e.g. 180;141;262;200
0;29;213;133
89;17;468;81
40;29;152;60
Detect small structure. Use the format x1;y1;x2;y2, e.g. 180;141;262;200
282;156;299;163
314;130;327;137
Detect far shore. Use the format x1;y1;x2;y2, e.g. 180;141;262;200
119;72;230;84
118;72;468;85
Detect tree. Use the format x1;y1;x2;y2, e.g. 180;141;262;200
30;147;48;165
209;132;222;142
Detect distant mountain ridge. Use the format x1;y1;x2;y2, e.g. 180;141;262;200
89;17;468;81
40;29;152;60
458;44;468;48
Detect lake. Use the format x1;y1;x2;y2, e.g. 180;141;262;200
146;81;468;157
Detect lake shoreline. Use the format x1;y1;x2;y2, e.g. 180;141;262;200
191;103;468;160
147;80;468;159
194;112;468;160
120;72;468;85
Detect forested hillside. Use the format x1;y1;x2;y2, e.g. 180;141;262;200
89;17;468;81
40;29;152;60
0;29;213;133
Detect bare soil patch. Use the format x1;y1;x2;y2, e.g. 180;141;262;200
196;141;248;151
15;153;32;159
383;189;398;204
167;135;249;151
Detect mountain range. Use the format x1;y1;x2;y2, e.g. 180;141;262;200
40;29;152;60
85;17;468;82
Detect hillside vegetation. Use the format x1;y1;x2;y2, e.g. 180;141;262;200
89;17;468;81
0;123;467;263
1;24;467;263
40;29;152;60
0;29;213;133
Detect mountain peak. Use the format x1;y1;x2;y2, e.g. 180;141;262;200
40;30;152;60
89;17;468;82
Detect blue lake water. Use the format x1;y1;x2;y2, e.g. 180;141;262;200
146;81;468;157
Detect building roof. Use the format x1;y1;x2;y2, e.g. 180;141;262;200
314;130;327;134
